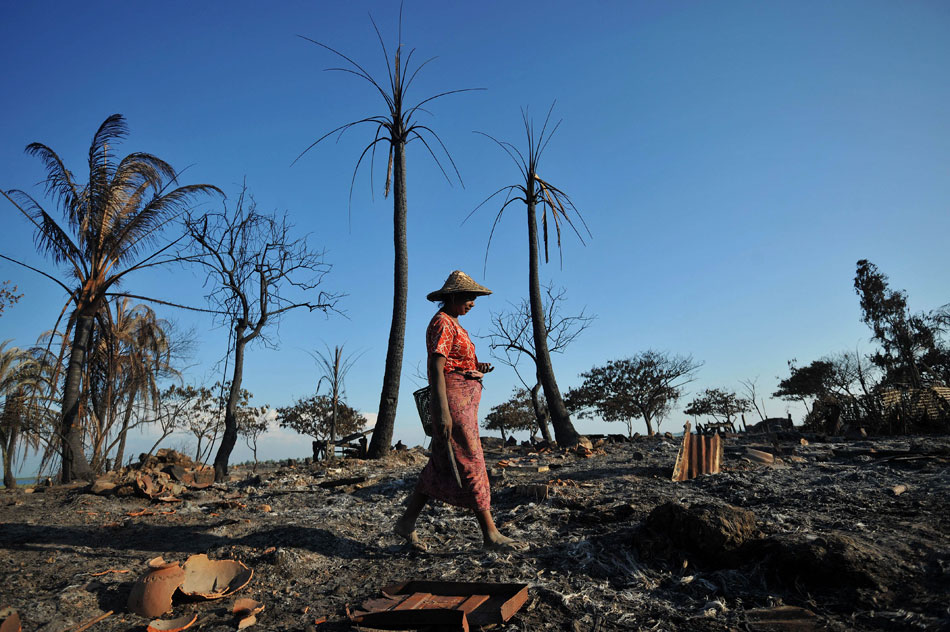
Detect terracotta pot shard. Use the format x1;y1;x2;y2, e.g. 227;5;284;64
146;613;198;632
233;598;264;629
128;559;185;617
0;606;22;632
180;554;253;599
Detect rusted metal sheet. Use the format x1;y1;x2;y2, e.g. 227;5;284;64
349;581;529;631
672;422;723;481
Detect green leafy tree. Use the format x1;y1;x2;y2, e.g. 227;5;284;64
684;388;750;427
854;259;939;388
483;388;543;443
773;359;835;411
296;10;475;458
475;105;590;447
566;351;699;437
276;395;366;448
2;114;220;482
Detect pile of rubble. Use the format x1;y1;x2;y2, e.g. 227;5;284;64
88;450;214;500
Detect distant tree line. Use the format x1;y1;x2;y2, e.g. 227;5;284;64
483;260;948;440
773;260;949;434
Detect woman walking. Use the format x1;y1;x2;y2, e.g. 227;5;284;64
395;270;520;551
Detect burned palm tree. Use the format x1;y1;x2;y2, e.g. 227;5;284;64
310;344;364;461
295;8;477;458
472;105;590;447
2;114;221;481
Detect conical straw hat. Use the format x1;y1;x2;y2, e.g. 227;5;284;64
426;270;492;302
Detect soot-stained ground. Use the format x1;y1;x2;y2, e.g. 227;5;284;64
1;432;948;631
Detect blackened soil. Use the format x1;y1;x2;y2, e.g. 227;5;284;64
1;433;948;631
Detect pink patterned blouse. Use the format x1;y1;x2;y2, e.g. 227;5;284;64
426;311;478;374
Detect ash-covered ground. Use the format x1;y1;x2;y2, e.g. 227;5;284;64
1;432;948;631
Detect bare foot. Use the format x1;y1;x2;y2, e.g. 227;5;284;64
483;533;526;551
394;521;427;552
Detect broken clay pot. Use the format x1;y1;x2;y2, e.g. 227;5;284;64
146;613;198;632
180;554;253;599
0;607;22;632
233;598;265;629
128;558;185;617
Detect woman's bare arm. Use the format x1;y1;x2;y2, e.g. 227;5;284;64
428;354;452;438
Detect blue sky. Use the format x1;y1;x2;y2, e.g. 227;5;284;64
2;1;948;471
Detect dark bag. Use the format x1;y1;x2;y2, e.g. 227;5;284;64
412;386;433;436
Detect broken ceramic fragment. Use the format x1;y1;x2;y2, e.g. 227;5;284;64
233;598;265;629
146;613;198;632
128;559;185;617
0;607;21;632
180;554;253;599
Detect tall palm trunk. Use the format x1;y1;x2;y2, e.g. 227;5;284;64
368;140;407;458
330;348;340;461
215;323;247;482
2;390;22;489
60;312;95;482
526;180;579;447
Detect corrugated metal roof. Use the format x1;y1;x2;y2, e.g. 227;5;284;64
672;422;723;482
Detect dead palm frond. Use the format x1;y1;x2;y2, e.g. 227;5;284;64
292;6;481;217
466;104;591;272
2;113;222;481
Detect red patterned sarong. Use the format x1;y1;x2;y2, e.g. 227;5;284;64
416;373;491;511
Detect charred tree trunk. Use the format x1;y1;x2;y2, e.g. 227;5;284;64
642;412;654;438
60;312;95;482
214;322;247;482
526;183;579;447
530;381;554;443
330;346;340;461
1;390;23;489
112;391;137;471
368;140;407;458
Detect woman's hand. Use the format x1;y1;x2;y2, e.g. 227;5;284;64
439;415;453;440
477;362;494;374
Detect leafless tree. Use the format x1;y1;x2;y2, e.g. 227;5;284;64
485;284;593;442
182;185;340;481
738;376;769;422
239;409;270;471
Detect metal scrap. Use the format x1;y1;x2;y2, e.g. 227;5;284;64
672;422;724;481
